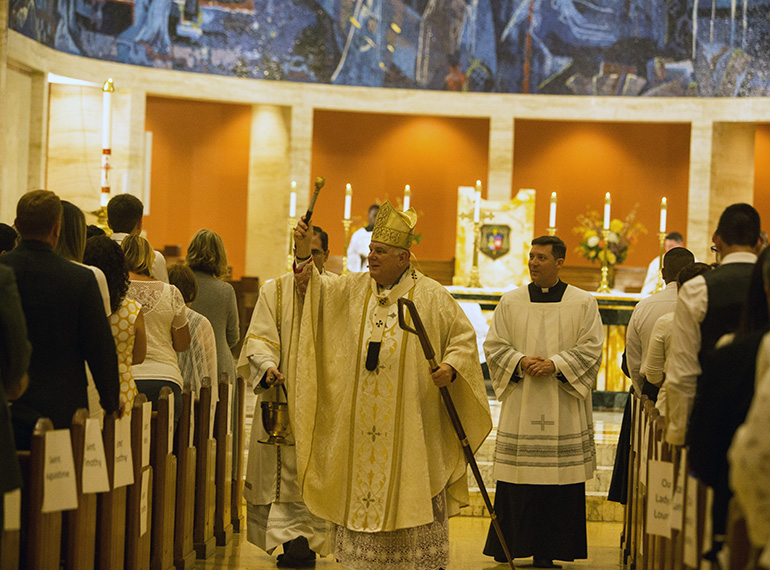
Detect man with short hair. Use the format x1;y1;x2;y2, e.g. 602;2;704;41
237;226;334;567
607;246;694;504
106;193;168;282
666;203;762;446
346;204;380;272
291;202;491;570
483;235;604;568
0;190;119;449
666;203;761;559
640;231;685;296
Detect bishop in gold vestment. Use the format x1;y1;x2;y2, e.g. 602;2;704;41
291;202;491;570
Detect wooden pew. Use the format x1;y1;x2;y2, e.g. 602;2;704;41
19;418;61;570
1;486;21;569
231;375;246;533
126;394;152;570
193;380;216;559
214;377;233;545
97;412;128;569
622;393;639;567
150;387;177;570
174;388;197;569
62;408;97;569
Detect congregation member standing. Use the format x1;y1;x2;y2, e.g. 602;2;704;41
186;229;239;385
607;246;694;504
0;264;30;547
84;235;147;415
0;190;119;448
123;234;190;421
167;263;217;397
346;204;379;272
483;235;603;568
666;203;761;558
640;231;685;296
107;193;169;283
0;223;18;254
292;202;491;570
237;226;333;568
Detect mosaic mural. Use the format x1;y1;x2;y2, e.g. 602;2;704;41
8;0;770;96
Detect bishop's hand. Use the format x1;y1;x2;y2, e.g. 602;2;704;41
294;215;313;260
263;366;285;388
431;363;456;387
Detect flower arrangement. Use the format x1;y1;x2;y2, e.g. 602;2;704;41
573;204;647;265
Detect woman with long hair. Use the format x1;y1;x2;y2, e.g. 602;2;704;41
84;235;146;414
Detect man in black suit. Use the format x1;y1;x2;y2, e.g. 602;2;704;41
0;264;30;558
0;190;119;449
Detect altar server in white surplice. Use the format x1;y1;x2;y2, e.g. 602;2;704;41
237;227;334;568
483;235;603;569
291;201;492;570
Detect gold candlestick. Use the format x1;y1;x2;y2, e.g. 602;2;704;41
342;218;352;275
654;231;666;293
286;216;296;272
597;228;611;293
468;221;482;288
547;226;557;236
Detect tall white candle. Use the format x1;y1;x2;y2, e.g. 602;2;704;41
603;192;611;230
100;78;114;208
660;197;667;233
289;181;297;218
403;184;411;211
473;190;481;224
344;183;352;220
549;192;557;228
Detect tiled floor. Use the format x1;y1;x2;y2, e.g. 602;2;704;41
196;518;623;569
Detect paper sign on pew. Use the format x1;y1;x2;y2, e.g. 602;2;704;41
82;418;110;494
142;401;151;468
113;413;134;488
671;449;687;532
42;429;79;513
4;489;21;531
646;459;674;537
640;420;650;486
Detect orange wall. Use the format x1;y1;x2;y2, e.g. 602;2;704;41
755;124;770;222
143;97;250;279
513;120;692;267
310;111;490;261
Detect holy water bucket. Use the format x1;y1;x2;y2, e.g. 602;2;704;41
259;384;294;446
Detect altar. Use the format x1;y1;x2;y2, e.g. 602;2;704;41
448;286;639;393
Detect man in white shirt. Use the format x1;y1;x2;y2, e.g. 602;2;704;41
666;204;761;446
640;232;684;296
607;247;693;504
346;204;379;272
106;194;169;283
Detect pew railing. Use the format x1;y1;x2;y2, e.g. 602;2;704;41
193;379;217;559
126;394;152;570
150;387;177;570
214;376;233;545
174;388;197;569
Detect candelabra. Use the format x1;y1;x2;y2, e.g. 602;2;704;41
468;221;482;288
342;219;352;275
654;231;666;294
597;228;611;293
547;226;557;237
286;215;296;272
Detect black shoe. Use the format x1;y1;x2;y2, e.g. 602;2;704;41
533;559;562;568
276;536;316;568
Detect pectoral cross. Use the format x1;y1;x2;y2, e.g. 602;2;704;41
531;414;555;431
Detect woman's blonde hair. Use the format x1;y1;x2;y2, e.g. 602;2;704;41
121;234;155;277
185;229;228;278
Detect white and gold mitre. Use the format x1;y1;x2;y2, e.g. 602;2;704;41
371;200;417;250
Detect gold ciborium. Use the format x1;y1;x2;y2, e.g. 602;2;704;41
259;384;294;446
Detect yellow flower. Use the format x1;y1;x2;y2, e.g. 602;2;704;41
610;219;624;234
584;229;598;240
598;249;617;265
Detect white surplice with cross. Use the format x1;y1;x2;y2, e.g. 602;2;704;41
484;283;604;485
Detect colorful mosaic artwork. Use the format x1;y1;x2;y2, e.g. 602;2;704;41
8;0;770;96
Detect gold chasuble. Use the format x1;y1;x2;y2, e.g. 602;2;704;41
292;262;491;533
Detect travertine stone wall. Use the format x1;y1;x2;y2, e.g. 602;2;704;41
2;29;768;276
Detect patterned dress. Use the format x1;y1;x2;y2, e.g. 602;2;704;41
110;297;141;413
